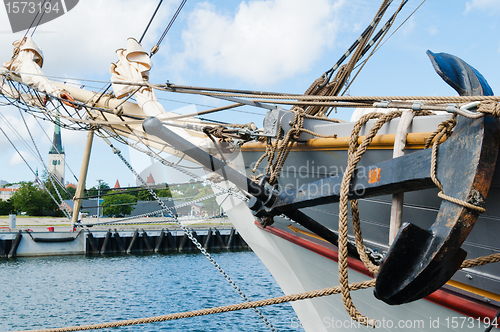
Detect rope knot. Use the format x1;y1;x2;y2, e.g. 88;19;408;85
478;101;500;118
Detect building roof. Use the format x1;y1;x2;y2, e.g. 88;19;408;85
0;188;17;193
114;180;121;189
66;183;76;189
146;173;155;185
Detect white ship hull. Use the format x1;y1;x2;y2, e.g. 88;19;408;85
215;114;500;331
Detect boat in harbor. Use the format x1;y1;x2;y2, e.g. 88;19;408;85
1;1;500;331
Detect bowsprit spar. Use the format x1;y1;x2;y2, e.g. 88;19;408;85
3;0;500;330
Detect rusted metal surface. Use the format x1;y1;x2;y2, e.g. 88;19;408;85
374;116;500;305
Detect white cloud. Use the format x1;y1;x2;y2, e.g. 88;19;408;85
9;149;36;166
465;0;500;14
0;0;175;79
171;0;345;86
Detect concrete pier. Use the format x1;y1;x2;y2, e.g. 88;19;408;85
0;227;248;258
0;214;250;257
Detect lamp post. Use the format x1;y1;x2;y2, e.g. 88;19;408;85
97;179;103;223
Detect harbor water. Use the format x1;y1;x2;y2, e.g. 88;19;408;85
1;251;304;331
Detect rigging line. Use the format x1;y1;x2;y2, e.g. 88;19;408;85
322;0;394;82
0;124;69;218
33;115;79;182
369;0;427;57
338;0;408;99
139;0;164;43
22;0;49;39
151;0;188;56
31;0;52;36
17;105;73;201
106;141;276;331
0;113;43;165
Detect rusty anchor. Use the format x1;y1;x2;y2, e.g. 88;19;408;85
373;115;499;304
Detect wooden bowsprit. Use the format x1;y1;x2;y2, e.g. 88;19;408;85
143;114;500;306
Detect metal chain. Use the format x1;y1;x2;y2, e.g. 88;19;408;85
107;142;277;332
125;140;250;202
86;215;227;227
84;192;225;227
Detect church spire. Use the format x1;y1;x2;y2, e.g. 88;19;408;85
49;120;64;154
48;114;65;184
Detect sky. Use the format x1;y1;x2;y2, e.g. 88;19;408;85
0;0;499;189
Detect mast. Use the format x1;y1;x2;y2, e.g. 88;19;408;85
71;130;94;230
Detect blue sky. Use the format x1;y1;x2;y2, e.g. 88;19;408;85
0;0;499;189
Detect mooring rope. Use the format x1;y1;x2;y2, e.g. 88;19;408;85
104;139;276;331
17;279;377;332
16;251;500;332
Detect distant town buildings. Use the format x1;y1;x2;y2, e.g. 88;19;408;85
0;187;18;201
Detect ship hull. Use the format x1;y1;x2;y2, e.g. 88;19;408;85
215;114;500;331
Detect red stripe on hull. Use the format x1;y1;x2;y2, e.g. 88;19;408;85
256;221;499;320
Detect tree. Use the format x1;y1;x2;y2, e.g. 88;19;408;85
193;186;219;216
0;199;14;215
156;186;172;198
85;182;110;198
10;181;62;216
66;185;76;199
101;192;137;217
44;178;72;200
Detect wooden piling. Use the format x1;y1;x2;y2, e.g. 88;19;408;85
113;229;126;254
100;230;112;254
155;229;165;253
166;229;176;251
203;228;212;249
86;231;99;255
178;233;188;251
7;231;22;259
127;229;139;254
142;229;153;252
226;228;235;249
0;238;6;258
214;228;225;248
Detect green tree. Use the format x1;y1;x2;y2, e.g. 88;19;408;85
193;186;219;216
0;199;14;215
85;182;110;198
44;178;71;200
101;192;137;217
138;189;154;201
10;182;62;216
66;185;76;199
136;186;172;201
156;186;172;198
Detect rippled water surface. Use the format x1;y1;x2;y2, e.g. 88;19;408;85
0;251;304;331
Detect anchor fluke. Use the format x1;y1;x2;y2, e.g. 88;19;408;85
374;222;467;305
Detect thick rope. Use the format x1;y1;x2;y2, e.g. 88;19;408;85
338;110;438;326
477;101;500;118
252;108;337;184
18;250;500;332
461;252;500;269
428;116;486;213
17;280;376;332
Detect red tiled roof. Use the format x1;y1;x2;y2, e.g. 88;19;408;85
0;188;17;192
146;173;155;185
